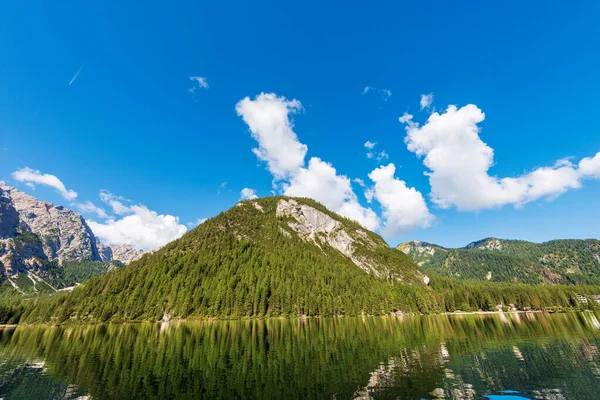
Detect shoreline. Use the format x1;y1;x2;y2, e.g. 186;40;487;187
3;308;589;328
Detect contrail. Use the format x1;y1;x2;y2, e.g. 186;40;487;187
69;64;85;85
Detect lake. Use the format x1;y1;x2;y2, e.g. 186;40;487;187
1;312;600;399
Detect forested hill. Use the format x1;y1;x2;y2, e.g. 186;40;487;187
20;197;429;323
398;238;600;285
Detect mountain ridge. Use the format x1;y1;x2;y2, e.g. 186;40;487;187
398;237;600;284
0;183;144;293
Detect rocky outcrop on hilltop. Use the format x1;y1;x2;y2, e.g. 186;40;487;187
396;240;447;267
97;241;145;264
466;238;503;250
276;198;430;284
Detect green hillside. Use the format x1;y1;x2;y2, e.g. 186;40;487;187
398;238;600;285
8;199;600;325
19;197;430;323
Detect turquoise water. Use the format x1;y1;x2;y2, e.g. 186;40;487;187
1;312;600;399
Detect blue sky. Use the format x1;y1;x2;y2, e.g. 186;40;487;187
1;1;600;249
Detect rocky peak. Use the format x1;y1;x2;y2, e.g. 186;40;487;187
397;240;442;256
0;184;99;263
0;184;146;277
275;198;430;284
466;238;503;251
96;239;145;264
276;198;380;274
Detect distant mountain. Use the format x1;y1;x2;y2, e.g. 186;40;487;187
96;240;144;264
0;184;144;293
22;197;429;323
398;237;600;285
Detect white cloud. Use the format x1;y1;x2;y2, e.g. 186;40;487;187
89;192;187;250
368;163;434;235
579;152;600;179
73;201;108;219
237;93;381;230
236;93;307;179
399;112;413;123
187;218;208;228
420;93;434;110
376;151;389;162
353;178;366;187
217;182;228;194
364;141;389;161
362;87;392;101
401;102;588;211
12;167;78;200
99;190;130;215
381;89;392;101
284;157;380;230
240;187;258;200
189;76;209;93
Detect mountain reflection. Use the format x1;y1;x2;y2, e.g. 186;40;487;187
1;312;600;399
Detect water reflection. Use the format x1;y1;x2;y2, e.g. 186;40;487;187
0;312;599;399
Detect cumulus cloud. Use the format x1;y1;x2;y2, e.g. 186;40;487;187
99;190;130;215
88;191;187;250
189;76;209;93
368;164;434;236
401;102;597;211
240;187;258;200
236;92;381;231
364;141;377;149
376;151;389;162
420;93;434;110
284;157;380;230
579;152;600;179
12;167;78;200
236;93;307;179
364;141;389;161
73;201;108;219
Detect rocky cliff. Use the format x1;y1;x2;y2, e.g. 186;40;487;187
276;198;429;283
0;183;144;292
97;241;145;264
0;183;99;271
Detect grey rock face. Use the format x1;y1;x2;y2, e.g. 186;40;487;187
0;191;19;239
0;184;146;282
276;198;430;284
276;199;384;277
398;240;437;256
96;240;144;264
0;183;99;263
